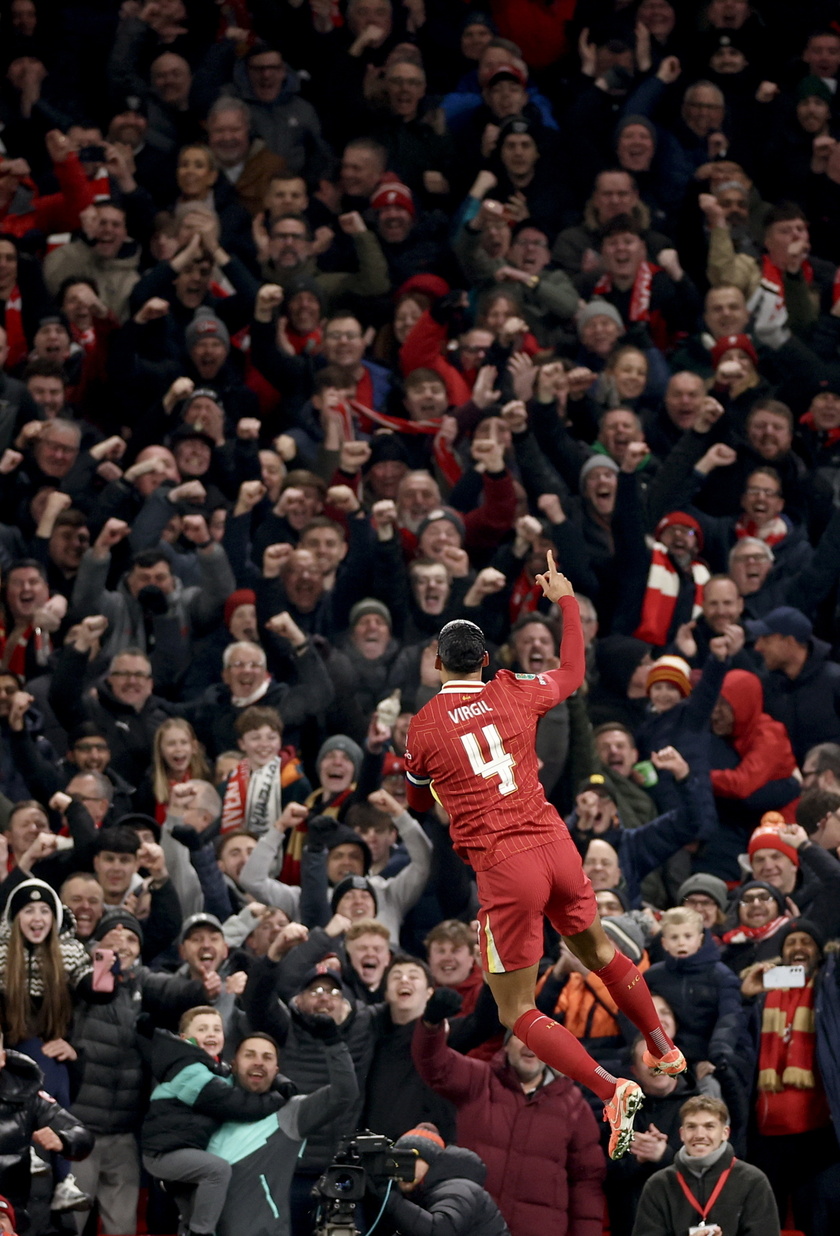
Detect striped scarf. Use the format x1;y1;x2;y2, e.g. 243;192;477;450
634;544;709;646
734;513;789;547
759;978;818;1092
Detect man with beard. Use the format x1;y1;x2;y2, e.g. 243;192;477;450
239;955;372;1236
258;212;390;308
208;1023;358;1236
370;180;452;286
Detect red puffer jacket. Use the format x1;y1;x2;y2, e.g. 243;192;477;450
412;1019;605;1236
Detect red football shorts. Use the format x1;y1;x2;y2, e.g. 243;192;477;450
475;836;598;973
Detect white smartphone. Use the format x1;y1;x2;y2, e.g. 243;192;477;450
763;965;805;989
689;1226;717;1236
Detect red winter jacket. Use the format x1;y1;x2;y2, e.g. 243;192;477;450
0;155;95;240
710;669;797;800
412;1020;605;1236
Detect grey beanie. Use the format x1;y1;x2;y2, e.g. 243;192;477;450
677;873;729;913
317;735;364;780
349;598;392;630
579;453;619;485
602;913;645;964
185;307;230;354
576;300;625;337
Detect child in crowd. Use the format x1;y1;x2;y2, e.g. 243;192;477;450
219;706;309;875
141;1005;290;1236
645;908;750;1075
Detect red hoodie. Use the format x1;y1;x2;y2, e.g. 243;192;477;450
710;670;797;801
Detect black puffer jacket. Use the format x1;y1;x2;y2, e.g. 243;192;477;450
384;1145;511;1236
71;966;205;1135
0;1050;94;1220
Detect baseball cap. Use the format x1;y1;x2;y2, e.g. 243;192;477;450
179;912;224;944
487;64;527;89
745;607;812;643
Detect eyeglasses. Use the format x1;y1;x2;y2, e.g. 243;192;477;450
740;892;773;905
228;661;264;671
110;670;152;680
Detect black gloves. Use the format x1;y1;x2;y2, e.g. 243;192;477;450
306;815;338;853
423;988;463;1025
299;1012;341;1044
429;290;469;337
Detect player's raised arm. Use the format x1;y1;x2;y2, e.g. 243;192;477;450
535;550;586;697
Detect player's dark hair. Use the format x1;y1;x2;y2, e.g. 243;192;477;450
437;620;485;675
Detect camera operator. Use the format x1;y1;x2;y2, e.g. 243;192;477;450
370;1124;510;1236
208;1022;357;1236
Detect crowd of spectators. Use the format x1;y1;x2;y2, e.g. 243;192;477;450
4;0;840;1234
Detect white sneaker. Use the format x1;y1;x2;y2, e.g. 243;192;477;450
30;1146;50;1176
50;1174;92;1212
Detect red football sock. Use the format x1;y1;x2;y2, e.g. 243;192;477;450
593;951;675;1058
513;1009;617;1101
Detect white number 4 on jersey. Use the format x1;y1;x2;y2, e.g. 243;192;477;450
461;724;517;796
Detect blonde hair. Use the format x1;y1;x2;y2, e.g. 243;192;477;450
4;918;73;1044
179;1005;223;1035
660;907;704;934
681;1095;729;1125
345;919;390;944
152;718;211;804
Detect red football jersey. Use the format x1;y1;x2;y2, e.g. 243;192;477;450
405;595;584;871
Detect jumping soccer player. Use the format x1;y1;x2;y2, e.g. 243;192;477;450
404;551;686;1158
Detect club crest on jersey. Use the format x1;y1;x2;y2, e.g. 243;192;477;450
447;699;492;724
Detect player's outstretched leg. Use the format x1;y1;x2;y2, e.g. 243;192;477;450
485;967;644;1159
565;917;687;1076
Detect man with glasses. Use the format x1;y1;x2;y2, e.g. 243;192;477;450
211;40;331;180
49;620;171;787
251;294;392;419
259;211;390;306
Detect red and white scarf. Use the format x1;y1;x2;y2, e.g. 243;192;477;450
221;755;283;836
634;543;709;646
800;409;840;446
721;916;788;945
2;286;27;369
0;623;49;676
734;514;788;547
761;254;840;307
593;261;659;322
346;398;462;487
593;261;668;349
